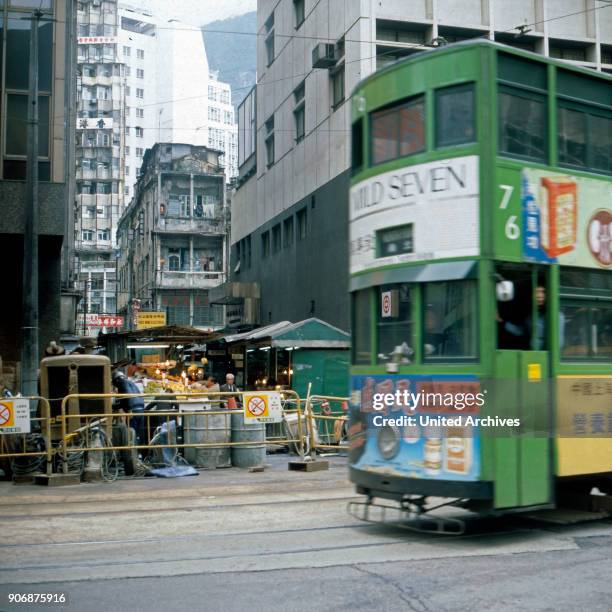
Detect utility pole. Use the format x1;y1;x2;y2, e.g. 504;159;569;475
21;9;43;398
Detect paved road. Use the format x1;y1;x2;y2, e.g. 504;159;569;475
1;457;611;611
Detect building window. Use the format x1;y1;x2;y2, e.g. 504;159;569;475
136;108;144;118
124;186;130;195
208;106;221;122
98;228;111;241
125;165;130;175
136;68;144;79
331;65;345;108
297;207;307;240
377;285;412;364
351;119;364;174
435;83;476;148
294;0;305;28
293;82;305;142
126;86;131;97
136;147;143;157
550;45;587;62
136;88;144;98
261;231;270;258
125;66;131;77
123;45;131;56
265;12;275;66
371;95;425;165
265;116;275;167
272;223;282;253
137;48;144;59
245;235;251;268
135;127;143;137
283;217;294;248
82;230;94;241
498;87;547;162
125;146;130;155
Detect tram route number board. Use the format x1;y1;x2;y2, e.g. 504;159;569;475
0;399;31;434
243;392;283;423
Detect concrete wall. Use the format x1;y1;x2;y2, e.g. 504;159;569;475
232;170;350;331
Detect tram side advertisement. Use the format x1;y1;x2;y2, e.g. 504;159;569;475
349;156;479;274
350;375;483;481
495;164;612;267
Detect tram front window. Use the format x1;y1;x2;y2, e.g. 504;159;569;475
423;280;478;360
377;284;412;364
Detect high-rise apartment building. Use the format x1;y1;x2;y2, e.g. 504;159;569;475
75;1;238;336
0;0;76;379
75;0;126;335
232;0;612;331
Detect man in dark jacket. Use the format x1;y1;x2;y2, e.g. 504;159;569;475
112;370;145;442
220;373;240;408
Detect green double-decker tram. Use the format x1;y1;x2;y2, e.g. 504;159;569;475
348;39;612;524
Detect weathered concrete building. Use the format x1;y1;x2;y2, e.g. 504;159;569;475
117;144;228;329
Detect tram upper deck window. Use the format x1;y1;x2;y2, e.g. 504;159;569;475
423;280;478;361
558;104;612;174
371;95;424;165
352;289;372;365
377;284;412;364
435;83;475;148
498;87;547;162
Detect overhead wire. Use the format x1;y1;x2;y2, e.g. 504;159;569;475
15;0;612;131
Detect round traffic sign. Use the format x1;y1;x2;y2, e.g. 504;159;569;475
0;404;11;426
246;396;266;417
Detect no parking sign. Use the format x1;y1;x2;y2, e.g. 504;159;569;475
0;399;31;434
243;392;283;423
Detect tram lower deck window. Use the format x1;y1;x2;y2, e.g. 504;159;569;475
377;284;412;364
423;280;478;360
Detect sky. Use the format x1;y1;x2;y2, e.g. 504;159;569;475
142;0;256;26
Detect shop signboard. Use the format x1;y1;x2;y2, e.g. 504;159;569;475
136;312;167;330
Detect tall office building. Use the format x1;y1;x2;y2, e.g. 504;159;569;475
231;0;612;331
0;0;75;387
75;1;238;336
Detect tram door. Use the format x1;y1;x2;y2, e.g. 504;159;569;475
493;265;552;509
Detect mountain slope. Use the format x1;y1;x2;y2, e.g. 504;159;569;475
202;11;257;108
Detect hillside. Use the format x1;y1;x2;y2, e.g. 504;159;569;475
202;11;257;108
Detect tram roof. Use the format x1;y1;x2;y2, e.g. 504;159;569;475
353;38;611;97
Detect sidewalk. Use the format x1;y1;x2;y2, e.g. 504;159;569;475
0;455;352;508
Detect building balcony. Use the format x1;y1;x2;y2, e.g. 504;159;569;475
155;216;226;234
155;270;225;290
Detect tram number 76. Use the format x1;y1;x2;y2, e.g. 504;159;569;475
499;184;520;240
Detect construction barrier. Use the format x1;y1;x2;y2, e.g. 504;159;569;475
56;390;307;478
0;396;53;478
1;390;351;483
304;394;350;453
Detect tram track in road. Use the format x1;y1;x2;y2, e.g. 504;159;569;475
0;493;361;521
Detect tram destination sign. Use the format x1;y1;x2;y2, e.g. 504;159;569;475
349;155;479;274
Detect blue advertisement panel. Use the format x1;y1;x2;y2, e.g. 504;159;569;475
350;374;481;482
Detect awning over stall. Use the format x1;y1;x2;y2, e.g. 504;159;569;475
220;318;350;349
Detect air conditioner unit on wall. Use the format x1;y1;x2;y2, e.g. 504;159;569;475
312;43;337;69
